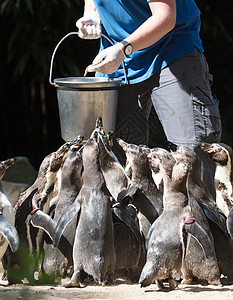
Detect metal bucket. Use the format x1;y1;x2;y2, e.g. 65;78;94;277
54;77;121;141
49;32;125;142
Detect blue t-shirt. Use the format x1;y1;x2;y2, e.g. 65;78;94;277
94;0;203;84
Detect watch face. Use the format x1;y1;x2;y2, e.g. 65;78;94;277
125;44;133;56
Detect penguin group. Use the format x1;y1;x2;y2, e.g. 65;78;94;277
1;118;233;291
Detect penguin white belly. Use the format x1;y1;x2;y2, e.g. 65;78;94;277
216;190;230;217
0;234;10;260
0;191;16;259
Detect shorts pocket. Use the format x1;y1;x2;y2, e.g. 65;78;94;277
192;87;222;143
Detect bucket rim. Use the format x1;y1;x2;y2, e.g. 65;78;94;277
54;77;122;88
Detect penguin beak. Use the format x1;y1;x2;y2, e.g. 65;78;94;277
1;157;17;168
200;143;220;154
71;135;84;146
57;142;71;154
98;131;112;151
117;138;128;150
147;151;157;165
107;131;114;147
95;116;103;130
0;158;16;179
199;143;211;152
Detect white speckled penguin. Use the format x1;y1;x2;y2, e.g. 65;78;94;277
201;143;233;238
0;158;19;260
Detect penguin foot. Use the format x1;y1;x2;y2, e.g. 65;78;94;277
63;280;85;288
181;277;193;285
208;279;222;286
156;280;169;291
156;279;178;291
168;278;179;290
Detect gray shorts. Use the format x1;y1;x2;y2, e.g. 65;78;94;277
114;49;222;199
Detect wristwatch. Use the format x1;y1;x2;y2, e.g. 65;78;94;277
120;40;133;56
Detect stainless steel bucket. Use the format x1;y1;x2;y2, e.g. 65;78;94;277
49;32;125;142
54;77;121;141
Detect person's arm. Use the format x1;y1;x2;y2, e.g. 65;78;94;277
120;0;176;53
83;0;97;13
89;0;176;74
76;0;101;39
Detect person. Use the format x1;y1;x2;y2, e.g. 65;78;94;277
76;0;222;199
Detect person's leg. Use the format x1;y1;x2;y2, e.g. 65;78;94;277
114;82;152;145
150;50;222;199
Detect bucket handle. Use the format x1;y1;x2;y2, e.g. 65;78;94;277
49;32;128;87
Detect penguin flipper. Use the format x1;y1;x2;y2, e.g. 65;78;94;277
0;215;19;253
53;196;81;247
198;201;229;237
184;221;213;258
117;185;159;224
132;190;159;224
112;207;144;245
30;210;56;240
117;184;139;202
226;207;233;239
146;217;161;248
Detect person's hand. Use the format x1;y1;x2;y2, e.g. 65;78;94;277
76;10;101;39
87;43;125;74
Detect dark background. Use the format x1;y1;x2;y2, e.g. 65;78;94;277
1;0;233;170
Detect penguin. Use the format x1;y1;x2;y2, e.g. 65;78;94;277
148;146;175;195
97;127;144;271
117;138;163;238
107;131;127;167
97;131;129;201
39;146;83;283
2;144;69;284
56;138;116;288
3;136;83;284
200;143;233;236
29;137;84;282
90;127;144;241
25;139;78;277
172;146;233;282
0;158;19;260
171;146;227;234
140;147;220;290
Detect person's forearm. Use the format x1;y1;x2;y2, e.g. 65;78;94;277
121;0;176;53
84;0;97;13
